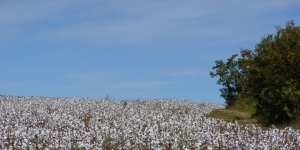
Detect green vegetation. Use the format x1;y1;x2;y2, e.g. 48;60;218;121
208;108;257;125
102;135;114;150
122;101;128;108
208;108;300;130
74;146;85;150
210;54;243;106
210;21;300;127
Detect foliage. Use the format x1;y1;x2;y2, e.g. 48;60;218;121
46;105;53;114
123;101;128;108
210;54;244;106
102;135;114;150
75;146;85;150
241;21;300;125
211;21;300;125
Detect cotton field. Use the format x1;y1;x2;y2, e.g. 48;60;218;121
0;95;299;150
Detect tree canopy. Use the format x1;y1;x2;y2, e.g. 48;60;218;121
209;54;243;106
210;21;300;125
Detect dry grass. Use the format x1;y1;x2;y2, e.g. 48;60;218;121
208;108;300;130
208;108;265;129
276;117;300;130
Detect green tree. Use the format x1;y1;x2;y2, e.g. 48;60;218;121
210;54;244;107
211;21;300;125
240;21;300;125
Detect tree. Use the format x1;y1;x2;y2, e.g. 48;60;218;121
240;21;300;125
211;21;300;125
210;54;244;107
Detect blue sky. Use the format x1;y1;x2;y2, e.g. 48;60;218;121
1;1;299;103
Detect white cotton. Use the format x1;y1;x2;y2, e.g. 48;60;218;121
0;95;299;149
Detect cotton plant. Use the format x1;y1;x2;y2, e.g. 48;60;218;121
0;95;299;149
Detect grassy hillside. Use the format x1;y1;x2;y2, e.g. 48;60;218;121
207;107;300;130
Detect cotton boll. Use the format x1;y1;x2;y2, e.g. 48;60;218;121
1;96;300;149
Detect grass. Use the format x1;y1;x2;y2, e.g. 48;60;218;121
276;117;300;130
207;107;267;129
208;107;300;130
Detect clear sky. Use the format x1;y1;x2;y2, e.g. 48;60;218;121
1;1;299;103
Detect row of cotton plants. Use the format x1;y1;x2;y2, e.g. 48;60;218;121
0;95;299;150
